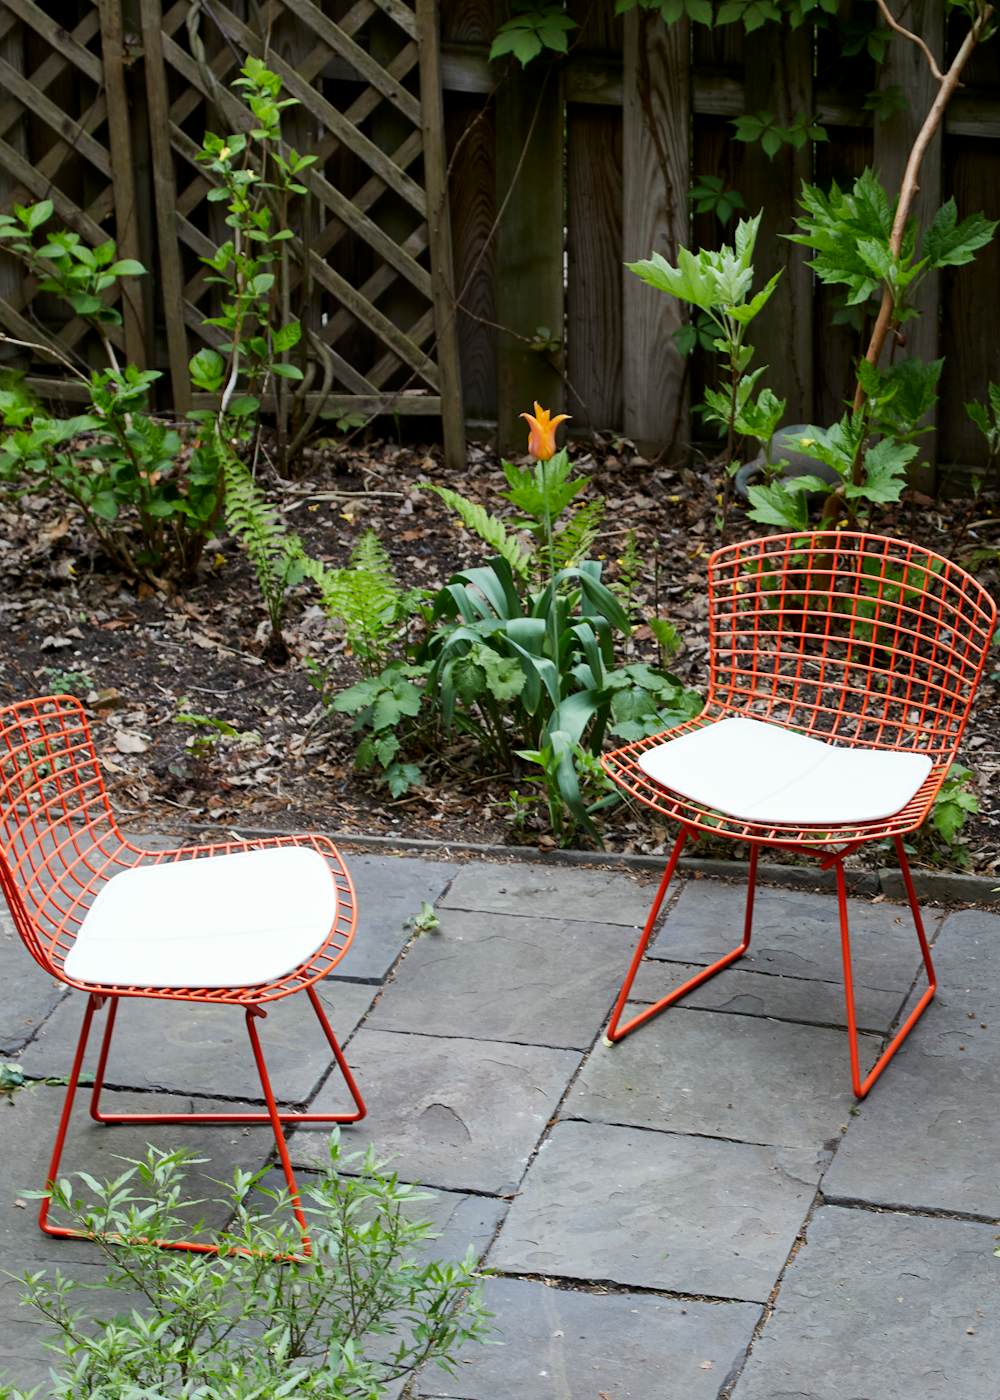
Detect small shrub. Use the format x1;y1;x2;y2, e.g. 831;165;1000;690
1;1135;490;1399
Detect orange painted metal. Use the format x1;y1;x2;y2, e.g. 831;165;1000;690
0;694;365;1256
601;531;997;1096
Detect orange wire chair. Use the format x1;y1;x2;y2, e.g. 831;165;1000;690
602;531;997;1097
0;694;365;1257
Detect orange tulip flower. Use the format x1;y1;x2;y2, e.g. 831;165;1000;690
520;402;570;461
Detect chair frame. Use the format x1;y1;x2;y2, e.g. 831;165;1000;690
0;694;365;1257
601;531;996;1098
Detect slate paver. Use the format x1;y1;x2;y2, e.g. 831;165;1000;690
629;957;903;1033
333;854;461;982
19;978;377;1104
291;1029;580;1194
565;1006;876;1149
0;907;66;1053
366;909;634;1049
0;1086;274;1264
823;908;1000;1217
732;1205;1000;1400
651;881;938;998
489;1120;823;1301
414;1277;761;1399
441;861;654;926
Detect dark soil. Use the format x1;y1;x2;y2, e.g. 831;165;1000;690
1;435;997;873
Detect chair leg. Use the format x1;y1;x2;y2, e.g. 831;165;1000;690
41;987;366;1257
38;993;100;1242
835;838;936;1099
604;834;758;1044
89;984;366;1125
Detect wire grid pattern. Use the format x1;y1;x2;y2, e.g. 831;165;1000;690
603;531;997;850
0;695;356;1003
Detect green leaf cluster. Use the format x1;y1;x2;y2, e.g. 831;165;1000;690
690;174;746;227
489;5;577;64
732;110;827;160
788;172;997;321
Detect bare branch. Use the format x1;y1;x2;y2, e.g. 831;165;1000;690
873;0;945;81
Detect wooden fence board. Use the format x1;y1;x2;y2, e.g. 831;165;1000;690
740;25;813;422
1;0;999;473
621;8;689;456
495;57;564;452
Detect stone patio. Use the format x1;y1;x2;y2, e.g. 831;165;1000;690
2;851;999;1398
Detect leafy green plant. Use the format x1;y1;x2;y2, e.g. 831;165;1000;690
627;212;784;531
40;667;94;698
304;531;430;796
1;1135;490;1399
223;451;307;661
743;160;998;531
329;661;429;798
173;702;261;759
419;442;700;844
912;762;980;868
690;175;746;228
732;109;827;159
187;58;310;455
965;382;1000;484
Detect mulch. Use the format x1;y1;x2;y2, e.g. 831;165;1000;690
1;434;997;873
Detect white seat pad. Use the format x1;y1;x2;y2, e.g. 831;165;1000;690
65;847;337;989
637;717;933;826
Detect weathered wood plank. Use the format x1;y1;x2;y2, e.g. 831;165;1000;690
0;0;103;82
740;23;813;422
567;102;622;433
621;8;688;455
939;135;1000;470
495;53;565;453
416;0;465;467
444;92;496;422
0;53;111;176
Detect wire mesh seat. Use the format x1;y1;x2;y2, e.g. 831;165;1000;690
0;694;366;1257
601;531;997;1097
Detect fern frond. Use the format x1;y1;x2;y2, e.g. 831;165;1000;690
305;529;412;675
222;447;301;634
553;499;604;570
423;483;532;579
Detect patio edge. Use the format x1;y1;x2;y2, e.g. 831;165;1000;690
156;826;999;906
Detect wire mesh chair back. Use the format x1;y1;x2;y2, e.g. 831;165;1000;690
0;695;120;974
706;532;997;758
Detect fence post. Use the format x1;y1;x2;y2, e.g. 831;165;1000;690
621;8;689;458
495;57;565;453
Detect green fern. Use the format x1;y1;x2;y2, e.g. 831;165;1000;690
554;499;604;570
222;446;303;644
303;529;423;675
422;483;532;579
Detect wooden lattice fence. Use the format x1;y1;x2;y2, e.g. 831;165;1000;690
0;0;466;465
1;0;999;475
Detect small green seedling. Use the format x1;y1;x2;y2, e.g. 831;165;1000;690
406;901;440;937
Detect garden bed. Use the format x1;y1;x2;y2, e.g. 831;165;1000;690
1;433;997;873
